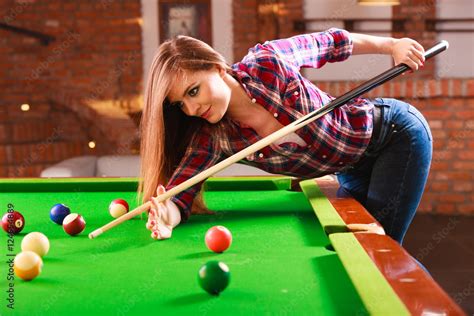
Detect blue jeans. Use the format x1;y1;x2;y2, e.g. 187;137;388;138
337;98;433;244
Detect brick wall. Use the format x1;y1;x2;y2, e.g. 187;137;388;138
391;0;473;214
233;0;303;61
0;0;142;177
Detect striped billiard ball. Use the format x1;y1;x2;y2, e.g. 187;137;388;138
109;199;129;218
1;211;25;235
63;213;86;236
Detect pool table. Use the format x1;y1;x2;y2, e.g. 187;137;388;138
0;176;464;315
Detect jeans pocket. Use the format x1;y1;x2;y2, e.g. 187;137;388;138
407;106;432;141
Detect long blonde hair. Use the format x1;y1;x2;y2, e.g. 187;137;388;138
138;36;232;204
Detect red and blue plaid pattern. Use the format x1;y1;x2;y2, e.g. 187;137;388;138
167;28;374;220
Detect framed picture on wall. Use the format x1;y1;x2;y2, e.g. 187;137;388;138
159;0;212;45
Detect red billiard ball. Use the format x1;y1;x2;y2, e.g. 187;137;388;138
1;211;25;235
205;226;232;253
109;199;129;218
62;213;86;236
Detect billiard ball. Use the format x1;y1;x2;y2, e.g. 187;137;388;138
198;261;230;295
63;213;86;236
205;226;232;253
1;211;25;235
21;232;50;257
109;199;129;218
50;204;71;225
14;251;43;281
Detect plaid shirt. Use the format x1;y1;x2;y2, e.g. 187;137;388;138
167;28;374;220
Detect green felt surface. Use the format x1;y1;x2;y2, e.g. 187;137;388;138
0;177;375;315
300;179;347;234
330;233;410;316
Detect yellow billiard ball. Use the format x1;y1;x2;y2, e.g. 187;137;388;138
14;251;43;281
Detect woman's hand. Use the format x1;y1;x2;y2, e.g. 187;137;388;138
146;185;181;240
391;38;425;72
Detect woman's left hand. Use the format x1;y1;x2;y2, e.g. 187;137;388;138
391;38;425;72
146;185;181;240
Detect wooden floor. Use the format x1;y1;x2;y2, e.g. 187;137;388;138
404;214;474;315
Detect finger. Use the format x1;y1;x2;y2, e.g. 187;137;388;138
151;230;159;240
146;208;157;230
157;184;166;196
157;224;173;239
151;196;162;209
158;202;170;223
150;205;162;229
412;41;425;54
410;47;425;65
146;221;154;230
152;211;172;239
152;197;168;217
155;202;164;220
402;55;419;71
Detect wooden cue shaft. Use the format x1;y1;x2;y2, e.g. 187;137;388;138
89;201;152;239
89;117;308;239
89;41;449;240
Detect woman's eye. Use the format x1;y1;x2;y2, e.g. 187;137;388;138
188;86;199;97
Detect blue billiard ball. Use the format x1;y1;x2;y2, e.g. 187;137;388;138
50;204;71;225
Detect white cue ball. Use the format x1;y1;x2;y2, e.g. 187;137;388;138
21;232;50;257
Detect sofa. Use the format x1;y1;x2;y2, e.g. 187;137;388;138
40;155;276;178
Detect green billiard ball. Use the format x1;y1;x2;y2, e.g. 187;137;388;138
198;261;230;295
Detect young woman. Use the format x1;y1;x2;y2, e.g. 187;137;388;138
140;28;430;245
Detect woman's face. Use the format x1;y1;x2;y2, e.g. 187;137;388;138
167;66;230;123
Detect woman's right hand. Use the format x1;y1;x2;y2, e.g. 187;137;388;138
146;185;181;240
391;38;425;72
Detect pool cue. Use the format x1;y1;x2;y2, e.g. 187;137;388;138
89;41;449;240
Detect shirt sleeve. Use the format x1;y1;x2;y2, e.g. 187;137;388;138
165;128;224;222
257;28;353;70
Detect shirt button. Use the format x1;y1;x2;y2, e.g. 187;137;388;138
251;98;256;103
293;91;299;96
273;112;278;118
322;155;327;159
339;162;344;165
258;153;264;158
246;155;254;161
